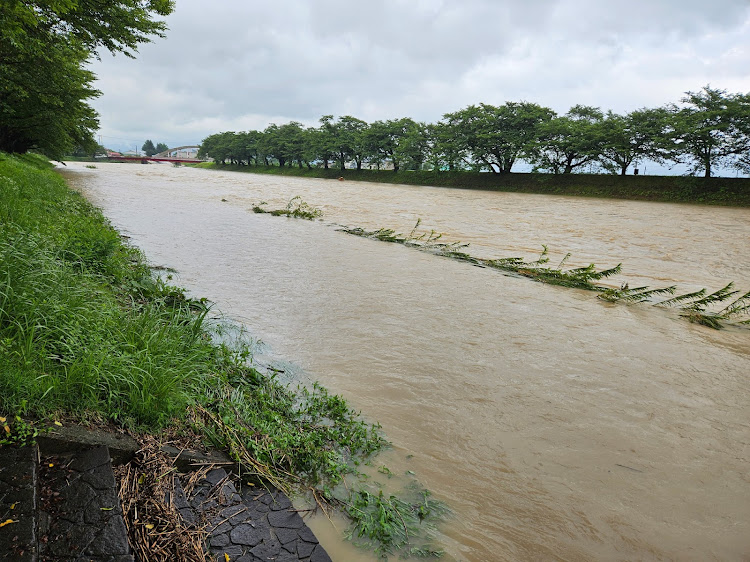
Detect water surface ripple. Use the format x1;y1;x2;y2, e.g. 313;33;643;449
62;163;750;561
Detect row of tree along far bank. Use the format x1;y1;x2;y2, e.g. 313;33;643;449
198;86;750;178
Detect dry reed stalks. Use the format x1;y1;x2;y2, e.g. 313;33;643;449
114;436;211;562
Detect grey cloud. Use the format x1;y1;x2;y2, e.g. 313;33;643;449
90;0;750;149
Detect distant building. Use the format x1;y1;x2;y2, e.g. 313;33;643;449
166;147;200;158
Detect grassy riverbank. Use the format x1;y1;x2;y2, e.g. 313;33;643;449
0;151;382;462
1;153;446;557
195;162;750;207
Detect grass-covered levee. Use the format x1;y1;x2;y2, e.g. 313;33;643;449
0;153;448;559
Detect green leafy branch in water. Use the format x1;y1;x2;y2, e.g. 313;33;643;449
654;283;750;329
339;219;750;329
252;196;323;220
598;284;678;303
338;484;449;559
256;202;749;329
340;221;622;290
484;245;622;289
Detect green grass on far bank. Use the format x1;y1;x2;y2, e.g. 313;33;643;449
0;152;448;558
195;162;750;207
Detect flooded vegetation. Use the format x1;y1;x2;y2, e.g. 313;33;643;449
257;199;750;328
62;162;750;561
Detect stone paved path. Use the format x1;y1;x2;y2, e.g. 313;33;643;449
0;436;333;562
174;467;331;562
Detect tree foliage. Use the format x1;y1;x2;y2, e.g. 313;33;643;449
198;86;750;178
529;105;605;174
0;30;99;158
669;86;750;177
598;108;673;175
0;0;174;157
443;102;554;174
142;139;156;156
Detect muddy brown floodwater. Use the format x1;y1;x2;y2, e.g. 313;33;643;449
61;163;750;561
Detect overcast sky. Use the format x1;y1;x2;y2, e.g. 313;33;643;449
90;0;750;152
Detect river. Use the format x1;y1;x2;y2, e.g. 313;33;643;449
60;162;750;561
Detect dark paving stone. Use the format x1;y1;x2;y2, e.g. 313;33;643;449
214;544;244;559
209;532;230;547
170;475;190;510
242;494;270;515
297;525;319;544
73;554;136;562
205;468;228;486
267;509;304;529
274;550;305;562
309;544;333;562
81;461;117;490
179;506;199;526
274;526;299;545
249;539;281;560
296;539;316;558
256;493;274;506
253;503;270;515
69;445;111;475
208;517;233;535
230;522;268;546
0;446;37;562
267;492;292;511
45;520;97;556
163;456;329;562
86;514;130;556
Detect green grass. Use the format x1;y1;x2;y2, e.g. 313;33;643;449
0;152;444;558
0;153;211;425
196;162;750;207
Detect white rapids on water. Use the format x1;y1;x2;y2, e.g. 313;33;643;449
61;162;750;561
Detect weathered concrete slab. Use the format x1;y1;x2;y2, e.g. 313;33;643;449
38;427;138;465
38;445;132;561
0;446;38;561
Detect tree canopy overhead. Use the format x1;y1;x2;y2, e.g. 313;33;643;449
0;0;175;157
2;0;174;57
